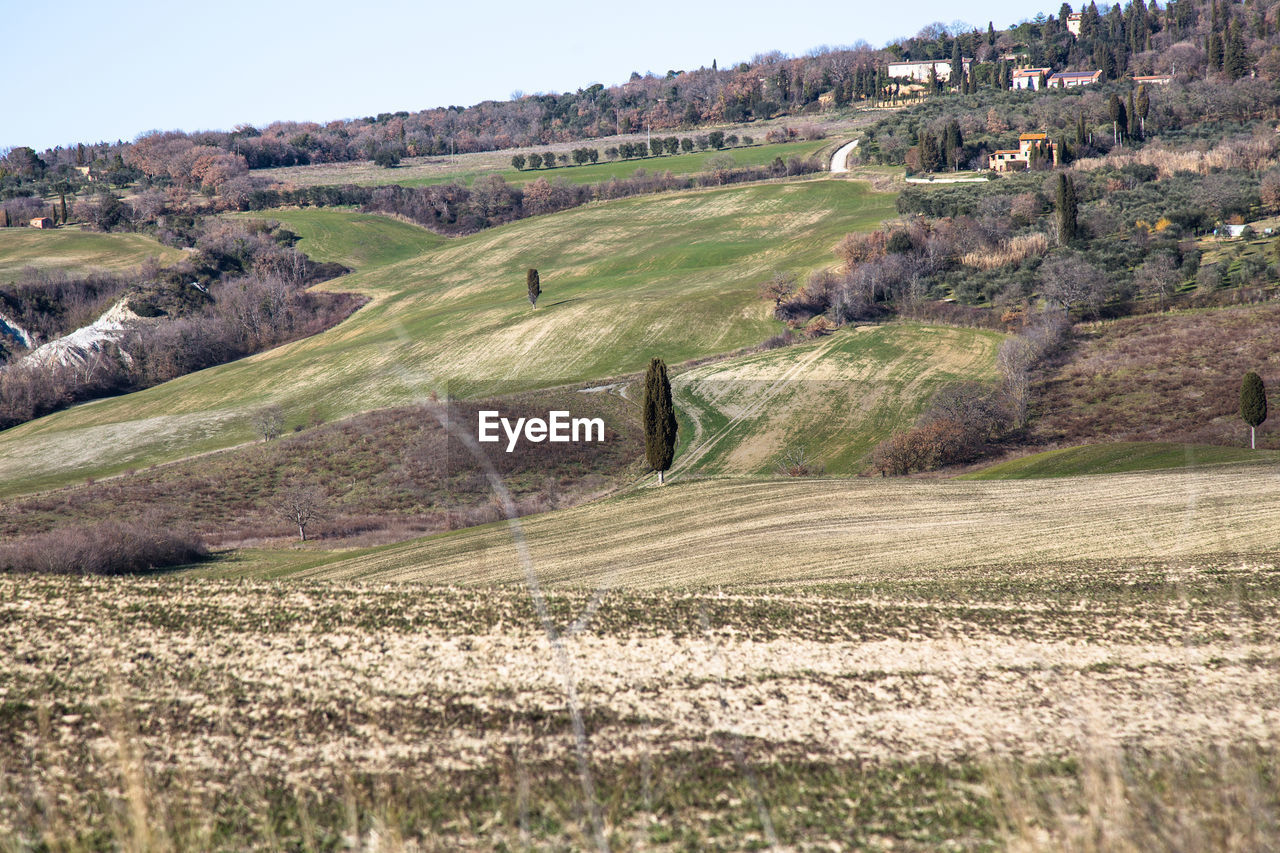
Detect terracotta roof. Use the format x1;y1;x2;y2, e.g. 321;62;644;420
1012;67;1051;76
992;150;1022;155
1019;133;1048;140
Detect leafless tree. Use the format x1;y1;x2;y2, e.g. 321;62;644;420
759;271;797;308
275;485;327;541
1134;254;1181;311
997;338;1035;429
1039;253;1111;317
251;404;284;441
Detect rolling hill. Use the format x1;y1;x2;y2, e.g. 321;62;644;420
0;228;183;280
0;177;896;496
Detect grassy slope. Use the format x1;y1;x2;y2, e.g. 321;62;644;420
269;463;1280;587
0;228;183;280
671;324;1003;476
256;138;834;189
963;441;1280;479
0;179;896;496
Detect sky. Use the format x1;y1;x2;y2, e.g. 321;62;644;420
5;0;1048;152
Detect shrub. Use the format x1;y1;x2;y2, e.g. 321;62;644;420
0;520;207;575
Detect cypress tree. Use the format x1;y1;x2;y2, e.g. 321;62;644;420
1241;371;1268;449
1127;91;1139;139
1056;173;1079;243
1136;84;1150;136
1208;31;1224;70
59;194;67;224
643;357;678;484
1;208;8;228
526;268;541;308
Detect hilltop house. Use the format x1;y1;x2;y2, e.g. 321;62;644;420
1049;69;1102;88
886;58;973;82
1012;67;1052;90
988;133;1058;172
1066;12;1083;36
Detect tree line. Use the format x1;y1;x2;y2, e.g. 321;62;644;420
232;155;826;235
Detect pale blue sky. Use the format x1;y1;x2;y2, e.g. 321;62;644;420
5;0;1052;152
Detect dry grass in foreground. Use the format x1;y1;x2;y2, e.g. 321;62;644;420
2;556;1279;850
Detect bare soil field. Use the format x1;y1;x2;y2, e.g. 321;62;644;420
3;555;1277;850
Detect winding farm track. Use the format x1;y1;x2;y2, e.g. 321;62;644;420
829;139;860;173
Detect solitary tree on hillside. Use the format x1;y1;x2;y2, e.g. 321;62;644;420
1056;173;1079;244
251;404;284;441
643;357;678;485
526;268;541;309
760;271;797;309
1241;371;1268;449
276;484;327;541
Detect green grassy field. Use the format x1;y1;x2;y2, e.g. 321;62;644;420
963;441;1280;479
256;138;838;189
0;178;896;496
249;462;1280;587
670;323;1002;476
0;227;183;280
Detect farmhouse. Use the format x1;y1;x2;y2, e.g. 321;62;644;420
886;58;973;82
1011;67;1052;90
1132;73;1173;85
988;132;1059;172
29;217;53;229
1048;69;1102;88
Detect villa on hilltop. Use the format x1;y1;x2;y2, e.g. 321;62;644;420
1012;67;1052;90
1049;69;1103;88
887;58;973;82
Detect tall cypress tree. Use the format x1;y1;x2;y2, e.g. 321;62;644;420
1241;371;1268;449
526;268;541;308
1057;173;1079;243
643;358;678;484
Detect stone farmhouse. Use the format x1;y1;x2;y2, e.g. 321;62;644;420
1066;12;1083;36
988;133;1059;172
29;217;54;229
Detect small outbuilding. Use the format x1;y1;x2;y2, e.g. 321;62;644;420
30;217;53;229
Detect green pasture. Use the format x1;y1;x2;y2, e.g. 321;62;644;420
0;177;896;496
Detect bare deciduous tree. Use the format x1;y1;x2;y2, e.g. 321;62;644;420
1133;254;1181;311
759;271;797;308
275;485;327;541
251;404;284;442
